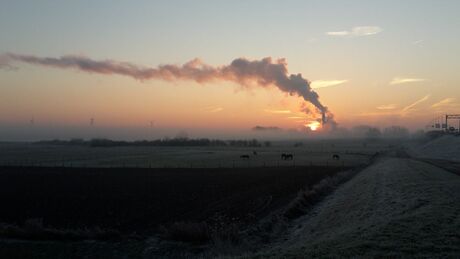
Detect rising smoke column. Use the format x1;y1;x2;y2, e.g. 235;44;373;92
1;53;332;124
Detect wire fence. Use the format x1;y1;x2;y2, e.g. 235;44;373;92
0;158;350;169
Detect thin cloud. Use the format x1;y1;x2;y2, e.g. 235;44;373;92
202;106;223;113
356;95;430;117
351;26;383;36
287;116;305;119
431;98;458;109
264;109;291;114
376;104;397;110
326;26;382;37
311;80;348;89
355;111;398;117
0;55;17;70
326;31;349;36
401;95;430;114
412;40;424;45
390;77;426;85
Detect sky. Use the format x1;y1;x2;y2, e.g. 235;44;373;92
1;0;460;140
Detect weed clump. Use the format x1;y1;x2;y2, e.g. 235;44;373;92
284;170;357;219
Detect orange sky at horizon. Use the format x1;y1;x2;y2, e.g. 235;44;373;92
2;63;457;133
1;0;460;138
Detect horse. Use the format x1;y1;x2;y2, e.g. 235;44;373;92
332;154;340;160
240;155;250;159
281;153;294;160
253;151;258;156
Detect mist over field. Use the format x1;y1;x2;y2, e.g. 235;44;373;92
0;121;416;142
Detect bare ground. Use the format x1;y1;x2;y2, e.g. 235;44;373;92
258;156;460;258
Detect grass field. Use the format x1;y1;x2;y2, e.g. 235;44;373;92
0;139;392;258
0;139;391;168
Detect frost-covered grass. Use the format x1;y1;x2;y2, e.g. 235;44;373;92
257;158;460;258
0;139;392;168
411;134;460;162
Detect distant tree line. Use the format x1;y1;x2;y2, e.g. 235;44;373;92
35;138;269;148
350;125;410;139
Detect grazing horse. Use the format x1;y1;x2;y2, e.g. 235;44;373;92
240;155;250;159
281;153;294;160
332;154;340;160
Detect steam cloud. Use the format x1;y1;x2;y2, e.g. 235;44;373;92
1;53;333;124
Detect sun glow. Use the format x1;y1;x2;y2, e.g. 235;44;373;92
305;121;321;131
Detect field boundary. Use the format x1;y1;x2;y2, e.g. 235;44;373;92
201;154;382;257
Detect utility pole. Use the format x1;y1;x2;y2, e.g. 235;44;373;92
150;120;155;140
445;115;448;132
445;114;460;133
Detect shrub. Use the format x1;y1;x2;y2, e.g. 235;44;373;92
283;170;356;219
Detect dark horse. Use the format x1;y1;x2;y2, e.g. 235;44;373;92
281;153;294;160
240;155;250;159
332;154;340;160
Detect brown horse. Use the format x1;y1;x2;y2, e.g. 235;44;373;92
281;153;294;160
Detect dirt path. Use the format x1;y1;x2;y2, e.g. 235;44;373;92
262;157;460;257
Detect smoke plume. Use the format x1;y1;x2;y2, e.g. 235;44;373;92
1;53;333;124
